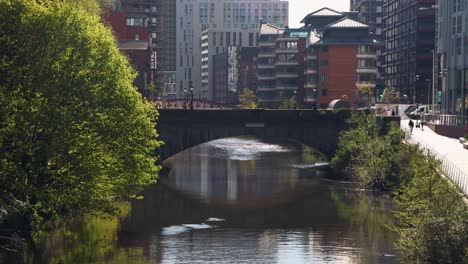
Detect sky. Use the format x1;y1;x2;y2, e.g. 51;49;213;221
288;0;350;28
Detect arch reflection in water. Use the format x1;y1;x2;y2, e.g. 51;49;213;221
163;137;328;208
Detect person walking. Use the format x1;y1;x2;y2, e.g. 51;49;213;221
420;115;424;131
409;119;414;133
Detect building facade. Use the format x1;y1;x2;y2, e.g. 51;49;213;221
257;24;308;108
177;0;289;100
350;0;385;96
153;0;177;99
104;1;152;98
305;17;381;108
437;0;468;115
382;0;436;104
201;29;259;101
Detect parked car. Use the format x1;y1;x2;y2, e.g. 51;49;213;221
409;105;428;116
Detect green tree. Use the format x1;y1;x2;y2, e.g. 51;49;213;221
278;96;298;110
331;112;405;190
0;0;161;232
394;152;468;263
238;88;257;109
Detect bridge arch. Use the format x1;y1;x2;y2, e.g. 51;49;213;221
156;109;351;162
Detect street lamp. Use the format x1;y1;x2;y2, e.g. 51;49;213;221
293;90;298;110
183;88;188;109
313;88;317;110
425;79;431;106
189;87;194;110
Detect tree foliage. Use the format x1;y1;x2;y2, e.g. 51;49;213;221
394;152;468;263
278;96;298;110
331;112;405;190
332;112;468;262
0;0;161;231
238;88;257;109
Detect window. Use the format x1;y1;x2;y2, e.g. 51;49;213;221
320;74;328;83
249;32;254;46
286;41;297;49
320;60;328;67
321;89;328;96
321;46;328;52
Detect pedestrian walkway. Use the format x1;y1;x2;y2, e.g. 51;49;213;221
401;116;468;197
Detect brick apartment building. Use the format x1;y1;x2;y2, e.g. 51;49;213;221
257;8;381;109
257;24;308;108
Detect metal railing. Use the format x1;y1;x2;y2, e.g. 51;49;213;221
404;129;468;197
424;114;468;127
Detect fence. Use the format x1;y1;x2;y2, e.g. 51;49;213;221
404;128;468;197
424;114;468;127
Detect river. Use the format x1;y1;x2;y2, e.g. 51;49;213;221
10;137;399;263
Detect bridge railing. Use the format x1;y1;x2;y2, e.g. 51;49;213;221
404;128;468;197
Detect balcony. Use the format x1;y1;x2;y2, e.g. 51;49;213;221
259;41;275;47
275;48;298;54
277;37;299;42
276;72;299;78
276;85;297;90
275;61;298;66
258;64;275;69
304;83;318;89
356;53;377;59
356;67;377;74
257;87;276;92
258;52;275;58
258;75;276;80
356;81;376;88
304;69;318;75
306;55;318;60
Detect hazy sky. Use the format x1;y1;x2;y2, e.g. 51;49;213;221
288;0;350;28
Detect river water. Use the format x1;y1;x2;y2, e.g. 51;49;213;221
12;137;399;263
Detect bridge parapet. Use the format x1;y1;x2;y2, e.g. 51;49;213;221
156;109;352;162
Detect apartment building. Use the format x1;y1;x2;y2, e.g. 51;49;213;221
382;0;436;104
256;24;307;108
177;0;289;100
305;17;381;108
437;0;468;115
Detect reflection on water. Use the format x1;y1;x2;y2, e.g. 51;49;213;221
163;137;327;207
12;137;399;264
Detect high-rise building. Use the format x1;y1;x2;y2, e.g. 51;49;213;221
105;0;152;98
257;24;307;108
382;0;436;104
350;0;385;96
437;0;468;115
302;9;381;108
350;0;383;36
153;0;177;100
176;0;289;100
105;0;176;101
201;29;259;101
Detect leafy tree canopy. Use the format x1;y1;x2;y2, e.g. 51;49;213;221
238;88;257;109
0;0;161;231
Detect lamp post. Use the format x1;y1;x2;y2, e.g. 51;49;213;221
189;87;194;110
183;88;188;109
425;79;431;106
293;90;298;110
415;75;420;105
313;88;317;110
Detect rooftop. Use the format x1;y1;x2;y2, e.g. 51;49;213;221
260;23;285;35
300;7;343;23
320;17;369;32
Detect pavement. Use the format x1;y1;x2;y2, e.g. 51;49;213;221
400;112;468;196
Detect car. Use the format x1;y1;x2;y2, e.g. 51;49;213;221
409;105;428;116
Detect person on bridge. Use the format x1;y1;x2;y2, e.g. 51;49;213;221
409;119;414;133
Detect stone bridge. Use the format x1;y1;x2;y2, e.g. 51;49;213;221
156;109;353;162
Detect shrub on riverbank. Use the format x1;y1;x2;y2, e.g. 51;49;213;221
331;112;468;262
330;112;405;190
0;0;161;234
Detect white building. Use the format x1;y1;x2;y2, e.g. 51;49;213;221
176;0;289;100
